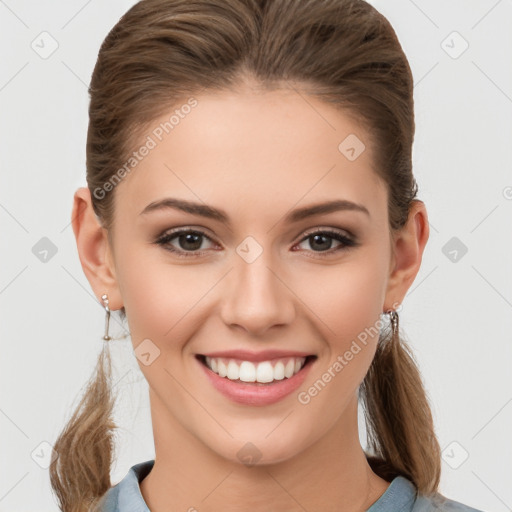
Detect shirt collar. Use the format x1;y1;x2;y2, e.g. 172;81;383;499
101;459;417;512
99;459;154;512
367;475;417;511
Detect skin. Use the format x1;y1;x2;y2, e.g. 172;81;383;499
72;81;429;512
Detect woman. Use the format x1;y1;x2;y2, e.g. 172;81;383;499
50;0;484;510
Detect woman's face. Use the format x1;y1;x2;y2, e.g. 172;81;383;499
102;85;407;464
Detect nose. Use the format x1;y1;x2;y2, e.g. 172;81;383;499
220;251;295;336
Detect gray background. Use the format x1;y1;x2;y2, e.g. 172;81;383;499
1;0;511;510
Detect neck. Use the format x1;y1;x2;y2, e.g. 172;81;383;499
140;389;390;512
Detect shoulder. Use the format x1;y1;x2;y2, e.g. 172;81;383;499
412;489;485;512
369;475;484;512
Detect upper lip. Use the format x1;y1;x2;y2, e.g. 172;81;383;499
199;349;316;363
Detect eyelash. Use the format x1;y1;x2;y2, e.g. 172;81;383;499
154;227;359;259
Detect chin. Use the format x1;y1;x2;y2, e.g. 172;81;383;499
210;432;310;468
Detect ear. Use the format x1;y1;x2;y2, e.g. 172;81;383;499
383;200;430;312
71;187;123;310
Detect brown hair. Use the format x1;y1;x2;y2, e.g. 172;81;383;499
50;0;441;510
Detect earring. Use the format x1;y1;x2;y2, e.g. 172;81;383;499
101;293;111;341
385;308;399;343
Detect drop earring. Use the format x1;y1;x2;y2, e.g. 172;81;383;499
385;308;399;343
101;293;111;341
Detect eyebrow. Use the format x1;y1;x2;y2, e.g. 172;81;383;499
139;197;370;225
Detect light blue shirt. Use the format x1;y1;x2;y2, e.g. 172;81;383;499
97;459;484;511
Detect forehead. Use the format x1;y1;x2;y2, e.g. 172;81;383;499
114;87;386;224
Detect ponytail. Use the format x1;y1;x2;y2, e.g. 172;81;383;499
360;313;441;494
49;344;118;512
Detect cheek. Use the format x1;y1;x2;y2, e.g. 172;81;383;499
295;263;386;413
292;255;388;402
296;254;387;343
114;247;232;376
114;247;204;343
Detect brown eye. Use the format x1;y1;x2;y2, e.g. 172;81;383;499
295;229;358;255
155;229;216;257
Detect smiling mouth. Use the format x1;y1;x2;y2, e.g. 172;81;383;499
195;354;317;384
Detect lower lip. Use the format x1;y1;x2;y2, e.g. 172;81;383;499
197;356;315;406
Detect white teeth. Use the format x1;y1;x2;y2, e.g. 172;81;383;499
203;356;307;383
227;360;240;380
256;361;274;383
218;359;227;377
285;359;295;378
274;361;285;380
239;361;256;382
